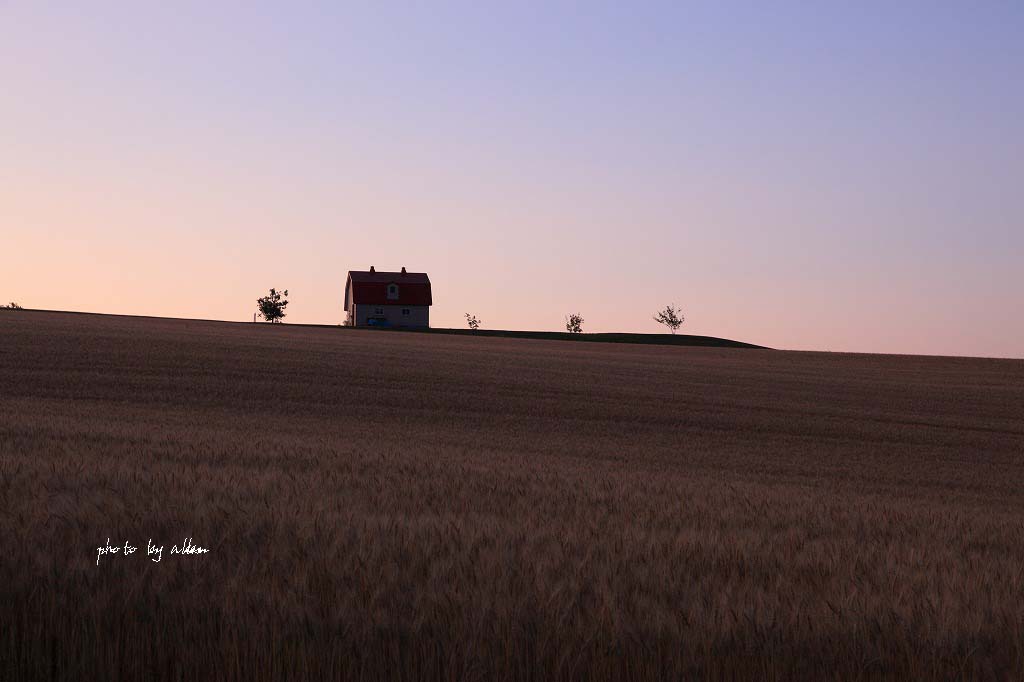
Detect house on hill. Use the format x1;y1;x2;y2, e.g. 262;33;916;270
344;266;432;327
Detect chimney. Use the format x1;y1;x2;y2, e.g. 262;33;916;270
401;267;406;275
369;265;375;273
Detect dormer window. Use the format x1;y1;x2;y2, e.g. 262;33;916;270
386;283;399;300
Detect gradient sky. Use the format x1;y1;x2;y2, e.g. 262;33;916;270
3;2;1022;357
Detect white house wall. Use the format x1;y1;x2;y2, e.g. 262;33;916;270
353;304;430;328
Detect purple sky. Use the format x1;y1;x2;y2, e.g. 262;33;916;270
3;2;1022;357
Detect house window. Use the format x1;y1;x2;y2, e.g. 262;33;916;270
402;308;410;316
374;307;384;315
386;284;399;300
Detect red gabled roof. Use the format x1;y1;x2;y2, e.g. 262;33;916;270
347;270;430;285
344;270;432;310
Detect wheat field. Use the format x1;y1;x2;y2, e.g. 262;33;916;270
2;310;1023;680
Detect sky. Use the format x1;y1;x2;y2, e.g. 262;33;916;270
2;2;1022;357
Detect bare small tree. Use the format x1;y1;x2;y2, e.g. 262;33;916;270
653;304;684;334
256;288;289;323
565;313;584;334
465;313;481;330
2;302;22;310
